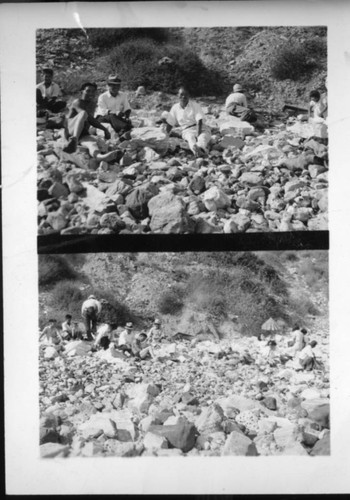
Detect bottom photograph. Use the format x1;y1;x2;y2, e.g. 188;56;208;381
38;250;329;457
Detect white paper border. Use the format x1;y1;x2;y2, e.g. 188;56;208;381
2;1;350;495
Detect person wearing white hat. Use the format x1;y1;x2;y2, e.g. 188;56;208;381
95;75;132;138
225;83;257;123
81;295;102;340
166;86;211;158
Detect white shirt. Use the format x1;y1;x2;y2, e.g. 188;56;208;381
167;101;205;131
37;81;62;99
225;92;248;109
81;298;102;315
94;323;112;346
298;344;314;362
96;90;131;116
118;329;135;347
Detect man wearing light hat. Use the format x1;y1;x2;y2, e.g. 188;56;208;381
81;294;102;341
225;83;256;123
96;75;132;137
117;322;135;354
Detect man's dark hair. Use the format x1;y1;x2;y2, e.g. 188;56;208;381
43;68;54;76
81;82;97;91
178;85;190;95
301;328;307;334
310;340;317;348
292;324;300;331
310;90;321;100
49;318;57;323
65;314;72;320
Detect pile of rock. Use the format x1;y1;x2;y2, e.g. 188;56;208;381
37;101;328;235
39;325;330;458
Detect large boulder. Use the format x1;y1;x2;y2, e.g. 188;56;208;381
125;187;155;220
222;431;258;456
195;404;224;435
202;186;231;211
148;192;195;233
148;417;197;452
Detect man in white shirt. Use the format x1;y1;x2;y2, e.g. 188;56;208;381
117;322;135;355
36;67;66;114
81;295;102;341
96;75;132;138
225;83;256;123
166;86;211;158
298;340;317;371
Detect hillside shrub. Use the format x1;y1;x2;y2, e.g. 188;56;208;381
48;280;84;317
158;286;184;315
101;38;224;95
39;255;78;287
87;28;170;50
270;41;316;80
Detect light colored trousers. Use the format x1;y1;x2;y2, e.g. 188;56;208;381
182;125;211;153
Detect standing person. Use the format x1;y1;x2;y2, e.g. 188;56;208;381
225;83;257;123
166;86;211;158
81;295;102;341
117;322;135;355
63;82;121;163
39;319;62;345
147;318;163;343
36;67;66;113
95;75;132;139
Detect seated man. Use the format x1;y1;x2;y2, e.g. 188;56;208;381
309;90;327;120
63;82;120;163
147;318;162;343
95;75;132;138
36;67;66;114
61;314;74;341
131;332;153;360
166;86;211;158
116;322;135;356
39;319;62;345
225;83;257;123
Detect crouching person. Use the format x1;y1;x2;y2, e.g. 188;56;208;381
298;340;318;371
94;323;113;350
166;86;211;158
225;83;257;123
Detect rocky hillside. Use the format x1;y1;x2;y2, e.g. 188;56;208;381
39;251;329;458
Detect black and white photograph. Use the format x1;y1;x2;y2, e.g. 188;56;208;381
2;0;350;496
38;250;329;458
37;25;328;236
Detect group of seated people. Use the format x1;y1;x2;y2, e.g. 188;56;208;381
36;66;260;161
37;66;328;163
259;324;321;371
39;315;163;361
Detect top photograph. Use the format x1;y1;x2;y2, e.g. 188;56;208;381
36;26;328;236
